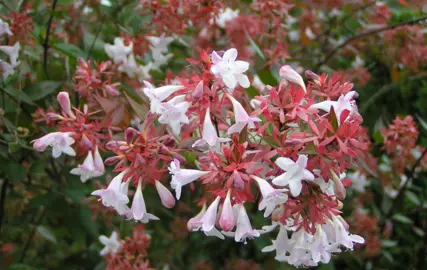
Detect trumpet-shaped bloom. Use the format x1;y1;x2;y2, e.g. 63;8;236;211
91;171;129;209
212;8;239;28
218;190;235;231
323;215;364;250
168;159;209;200
272;155;314;197
187;197;225;239
279;65;306;93
70;151;104;183
252;175;288;217
130;180;159;223
233;204;260;243
104;37;133;64
227;94;261;134
99;231;122;256
310;91;358;123
0;61;14;80
142;81;184;114
211;48;250;90
192;107;231;151
0;19;12;36
146;34;174;55
32;132;76;158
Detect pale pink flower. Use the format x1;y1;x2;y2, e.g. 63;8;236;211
218;189;235;231
99;231;122;256
57;92;75;118
130;179;159;223
192;107;230;151
158;95;190;136
227;94;261;134
142;81;184;114
104;37;133;64
70;151;103;183
32;132;76;158
0;42;20;67
279;65;306;93
187;197;225;239
234;204;260;243
310;91;358;123
155;180;176;208
91;171;129;209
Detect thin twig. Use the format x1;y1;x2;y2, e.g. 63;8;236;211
316;16;427;69
0;179;8;233
18;208;46;263
43;0;59;79
86;13;106;60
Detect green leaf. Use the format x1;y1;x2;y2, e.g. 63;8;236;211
37;225;57;244
3;87;37;106
405;190;421;205
381;240;397;248
243;27;265;60
256;69;278;86
7;264;33;270
392;214;413;224
54;43;86;59
1;162;26;184
24;81;62;101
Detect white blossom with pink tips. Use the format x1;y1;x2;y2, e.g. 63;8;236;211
32;132;76;158
187;197;225;239
210;48;250;90
70;148;104;183
272;155;315;197
129;180;159;223
279;65;306;93
91;171;129;211
252;175;288;217
310;91;358;124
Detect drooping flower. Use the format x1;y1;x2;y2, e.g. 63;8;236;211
70;151;103;183
168;159;209;200
0;19;12;36
0;42;20;67
218;189;235;231
32;132;76;158
99;231;122;256
272;155;314;197
192;107;230;151
155;180;176;208
104;37;133;64
0;61;14;80
187;197;225;239
130;179;160;223
252;175;288;217
57;91;75;118
227;94;261;134
279;65;306;93
142;81;184;114
323;215;364;250
146;33;174;55
210;48;250;90
91;171;129;209
233;204;260;243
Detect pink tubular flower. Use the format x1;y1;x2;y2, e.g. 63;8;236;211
279;65;306;93
168;159;209;200
70;151;103;183
32;132;76;158
57;91;75;118
155;180;176;208
252;175;288;217
227;94;261;134
91;171;129;209
192;107;230;151
310;91;358;123
130;179;159;223
219;189;235;231
210;48;250;90
234;204;260;243
272;155;314;197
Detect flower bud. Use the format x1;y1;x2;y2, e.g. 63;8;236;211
279;65;306;93
192;80;204;100
219;190;235;231
155;180;176;208
57;92;75;118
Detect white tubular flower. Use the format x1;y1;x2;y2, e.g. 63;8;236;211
168;159;209;200
233;204;260;243
212;8;239;28
91;171;129;209
104;37;133;64
142;81;184;114
227;94;261;134
272;155;315;197
32;132;76;158
0;19;12;36
0;61;14;80
130;179;160;223
99;231;122;256
187;197;225;239
323;215;364;250
146;33;174;55
192;107;231;152
211;48;250;90
252;175;288;217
